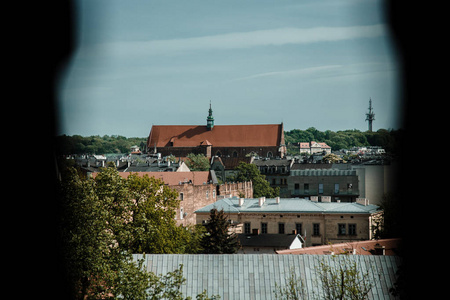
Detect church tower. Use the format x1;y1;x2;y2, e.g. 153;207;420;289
206;102;214;131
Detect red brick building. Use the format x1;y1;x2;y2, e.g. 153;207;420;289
147;104;286;159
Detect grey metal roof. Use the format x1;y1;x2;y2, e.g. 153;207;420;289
133;254;400;300
195;198;379;214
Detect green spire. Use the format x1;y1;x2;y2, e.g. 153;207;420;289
206;101;214;130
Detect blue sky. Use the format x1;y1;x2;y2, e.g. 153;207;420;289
57;0;401;137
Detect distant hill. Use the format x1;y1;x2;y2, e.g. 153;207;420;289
55;135;147;155
284;127;403;154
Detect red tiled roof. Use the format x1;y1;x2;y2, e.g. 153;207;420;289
148;124;283;148
276;238;401;255
122;171;211;185
93;171;211;186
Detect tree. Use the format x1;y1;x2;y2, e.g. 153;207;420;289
322;153;341;163
59;167;140;299
274;267;308;300
314;255;377;300
273;256;378;300
201;209;239;254
233;162;279;198
58;165;209;298
186;153;210;171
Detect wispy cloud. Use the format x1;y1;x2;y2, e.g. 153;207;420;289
231;62;397;82
82;24;387;57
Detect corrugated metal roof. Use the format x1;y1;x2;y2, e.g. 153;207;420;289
133;254;400;300
195;198;379;214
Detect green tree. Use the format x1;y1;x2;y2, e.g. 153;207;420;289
233;162;279;198
186;153;210;171
126;172;186;253
314;256;377;300
201;209;239;254
59;167;139;299
274;267;308;300
59;166;210;298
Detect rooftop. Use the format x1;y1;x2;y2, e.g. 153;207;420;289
238;234;304;248
148;124;283;148
195;197;380;214
133;254;400;300
92;171;212;186
277;238;401;256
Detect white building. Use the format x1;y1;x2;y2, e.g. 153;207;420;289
300;141;331;154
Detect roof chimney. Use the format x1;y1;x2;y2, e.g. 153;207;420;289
258;197;265;207
239;198;244;206
322;196;331;202
356;198;369;206
275;197;280;204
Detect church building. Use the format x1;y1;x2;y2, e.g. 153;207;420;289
147;104;286;158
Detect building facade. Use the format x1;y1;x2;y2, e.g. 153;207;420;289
299;141;331;155
288;168;360;202
195;197;380;247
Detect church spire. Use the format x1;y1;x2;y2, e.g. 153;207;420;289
206;101;214;130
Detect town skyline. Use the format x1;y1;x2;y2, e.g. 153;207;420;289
57;0;401;137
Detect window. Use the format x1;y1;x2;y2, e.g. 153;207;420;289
212;190;216;198
278;223;285;234
294;183;300;191
348;224;357;235
180;193;184;201
338;224;346;235
313;223;320;236
206;190;209;199
244;222;251;234
334;183;339;194
272;178;276;185
261;222;268;234
232;151;238;158
318;183;324;194
304;183;309;194
347;183;353;191
296;223;302;235
267;151;273;158
180;207;184;219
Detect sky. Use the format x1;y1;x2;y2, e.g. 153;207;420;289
57;0;401;137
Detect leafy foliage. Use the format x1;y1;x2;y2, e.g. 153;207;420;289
274;256;378;300
314;256;377;300
201;209;239;254
56;134;147;154
232;162;279;198
185;153;210;171
285;127;403;154
58;165;209;299
274;267;308;300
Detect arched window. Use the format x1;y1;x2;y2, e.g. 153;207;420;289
215;151;222;157
267;151;273;158
232;151;238;158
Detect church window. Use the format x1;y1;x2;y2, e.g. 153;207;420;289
267;151;273;158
